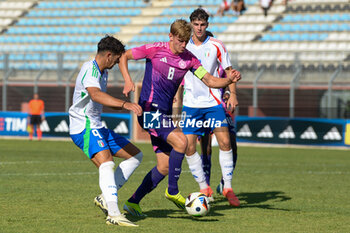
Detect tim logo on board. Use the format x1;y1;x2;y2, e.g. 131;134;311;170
143;110;162;129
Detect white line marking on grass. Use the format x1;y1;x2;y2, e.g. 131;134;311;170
1;172;98;176
0;169;191;176
0;160;156;165
0;161;88;165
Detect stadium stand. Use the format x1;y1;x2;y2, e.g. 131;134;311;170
1;0;349;72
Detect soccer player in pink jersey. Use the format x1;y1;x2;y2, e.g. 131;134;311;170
115;19;241;216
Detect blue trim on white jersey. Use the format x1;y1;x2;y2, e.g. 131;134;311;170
203;35;210;44
93;60;102;75
189;35;211;45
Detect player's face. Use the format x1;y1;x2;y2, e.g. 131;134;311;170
169;33;188;54
191;19;208;40
106;53;122;69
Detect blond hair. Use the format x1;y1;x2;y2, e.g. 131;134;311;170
170;19;192;42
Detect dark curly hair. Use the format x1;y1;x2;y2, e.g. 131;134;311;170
97;35;125;55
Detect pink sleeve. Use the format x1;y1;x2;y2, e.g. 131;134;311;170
190;54;203;72
131;43;160;60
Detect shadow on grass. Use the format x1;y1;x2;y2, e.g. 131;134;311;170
128;209;220;222
126;191;292;222
212;191;292;212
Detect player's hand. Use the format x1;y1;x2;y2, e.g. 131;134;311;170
226;94;239;113
223;92;230;104
123;102;143;116
227;70;241;83
123;81;135;97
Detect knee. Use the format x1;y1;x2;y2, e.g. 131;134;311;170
185;141;196;155
157;164;169;176
218;138;231;151
173;135;188;153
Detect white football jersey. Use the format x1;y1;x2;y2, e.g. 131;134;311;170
183;36;232;108
69;60;108;134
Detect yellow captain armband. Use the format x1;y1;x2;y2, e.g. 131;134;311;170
194;66;207;80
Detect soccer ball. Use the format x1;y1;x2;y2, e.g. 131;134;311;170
185;192;210;217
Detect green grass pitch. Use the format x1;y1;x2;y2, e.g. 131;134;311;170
0;139;349;233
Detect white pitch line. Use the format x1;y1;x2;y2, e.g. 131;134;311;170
0;161;89;165
0;169;347;177
0;171;99;176
0;160;157;165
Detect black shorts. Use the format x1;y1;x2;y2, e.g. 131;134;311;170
30;115;42;125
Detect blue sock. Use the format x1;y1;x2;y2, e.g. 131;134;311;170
128;166;165;204
201;154;212;185
168;149;184;195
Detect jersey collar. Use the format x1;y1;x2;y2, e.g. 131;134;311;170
190;35;210;45
93;60;103;75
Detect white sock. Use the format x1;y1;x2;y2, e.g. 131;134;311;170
219;149;233;189
99;161;120;216
185;152;208;190
114;152;143;190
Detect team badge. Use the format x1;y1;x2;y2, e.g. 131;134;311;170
204;48;210;57
178;60;186;69
98;140;105;147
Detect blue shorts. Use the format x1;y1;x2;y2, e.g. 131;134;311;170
138;109;175;154
182;104;228;136
70;127;130;159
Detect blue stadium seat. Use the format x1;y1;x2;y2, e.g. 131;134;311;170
271;24;282;32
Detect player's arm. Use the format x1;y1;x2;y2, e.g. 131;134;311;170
86;87;142;116
118;49;136;97
224;66;239;113
196;66;241;88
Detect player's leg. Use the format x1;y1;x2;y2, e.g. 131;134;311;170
214;126;240;207
91;150;120;216
28;116;35;140
164;128;187;209
35;116;43;140
185;134;211;194
214;127;232;187
36;125;42;140
123;131;174;216
124;151;168;216
92;150;137;227
199;134;212;186
208;103;238;206
106;130;143;190
71;128;137;226
182;106;213;198
94;131;143;215
28;124;34;140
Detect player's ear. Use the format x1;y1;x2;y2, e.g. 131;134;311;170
169;33;173;41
